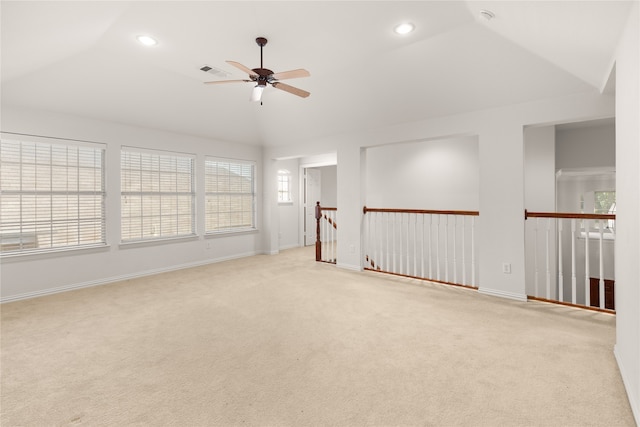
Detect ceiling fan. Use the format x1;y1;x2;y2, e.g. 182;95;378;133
204;37;310;102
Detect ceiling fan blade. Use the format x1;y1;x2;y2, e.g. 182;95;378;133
272;82;310;98
226;60;258;77
271;68;310;80
204;79;251;85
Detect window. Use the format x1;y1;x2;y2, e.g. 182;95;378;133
594;191;616;215
205;158;256;233
278;169;292;203
121;147;195;242
580;190;616;234
595;190;616;232
0;135;106;255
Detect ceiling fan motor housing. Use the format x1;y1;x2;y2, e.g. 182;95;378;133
253;68;274;86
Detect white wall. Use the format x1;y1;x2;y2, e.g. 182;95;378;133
276;158;300;250
0;106;264;301
366;136;479;210
320;165;337;207
613;3;640;424
556;122;616;170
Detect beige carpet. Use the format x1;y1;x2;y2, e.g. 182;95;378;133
1;246;635;426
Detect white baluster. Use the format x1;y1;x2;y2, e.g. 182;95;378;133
374;212;379;270
436;214;441;281
393;212;397;273
331;211;335;262
413;214;418;277
584;219;590;307
323;213;327;261
421;214;425;278
571;218;577;304
534;217;539;297
386;212;390;272
471;216;476;287
462;216;466;286
599;220;605;309
558;219;564;302
365;213;376;268
444;215;449;283
453;215;457;284
405;213;410;275
546;218;551;299
376;212;384;269
399;213;404;275
364;211;368;267
428;214;433;279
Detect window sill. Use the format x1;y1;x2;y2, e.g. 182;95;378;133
205;228;259;238
0;244;110;263
119;235;199;249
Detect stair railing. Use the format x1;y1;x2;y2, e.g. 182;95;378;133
315;202;337;263
525;210;616;312
362;207;479;289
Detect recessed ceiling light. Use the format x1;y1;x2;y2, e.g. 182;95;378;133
394;23;415;35
136;35;158;46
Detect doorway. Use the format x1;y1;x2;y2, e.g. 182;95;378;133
302;165;337;247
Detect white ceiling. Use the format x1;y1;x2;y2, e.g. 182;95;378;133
1;1;633;147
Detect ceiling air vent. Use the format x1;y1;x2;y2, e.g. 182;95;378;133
199;65;230;79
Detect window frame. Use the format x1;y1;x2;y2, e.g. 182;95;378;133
277;169;293;204
120;146;196;244
0;133;107;257
205;157;257;235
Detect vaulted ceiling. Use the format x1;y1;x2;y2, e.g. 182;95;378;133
1;1;633;147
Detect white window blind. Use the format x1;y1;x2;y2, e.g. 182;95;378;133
121;147;195;242
0;136;106;255
205;158;256;233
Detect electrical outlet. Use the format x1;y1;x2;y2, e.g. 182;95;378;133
502;263;511;274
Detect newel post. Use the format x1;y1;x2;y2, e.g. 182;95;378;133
315;201;321;261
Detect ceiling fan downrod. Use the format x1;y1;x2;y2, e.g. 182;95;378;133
256;37;267;69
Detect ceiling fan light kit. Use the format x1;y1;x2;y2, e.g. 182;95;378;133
204;37;310;103
251;84;266;102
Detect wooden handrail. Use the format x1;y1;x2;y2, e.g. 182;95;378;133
363;206;479;216
525;210;616;220
320;207;337;211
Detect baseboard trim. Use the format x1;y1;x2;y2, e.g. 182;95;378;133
278;243;301;251
1;251;260;303
614;345;640;425
478;287;528;302
336;262;362;272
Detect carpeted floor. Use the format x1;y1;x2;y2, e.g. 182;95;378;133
1;246;635;426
